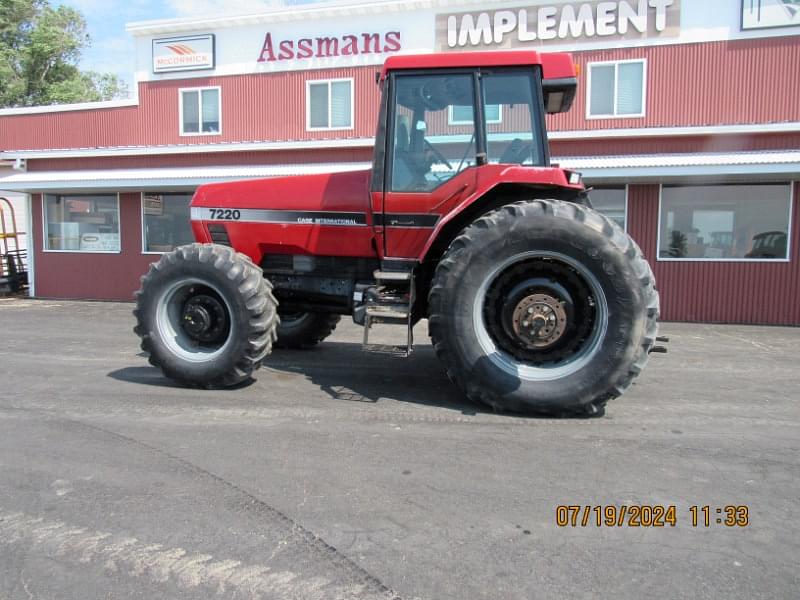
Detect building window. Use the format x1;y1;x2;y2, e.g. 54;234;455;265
180;87;221;135
587;60;646;118
306;79;353;130
44;194;120;252
448;103;501;125
590;187;627;230
658;184;792;261
142;193;195;253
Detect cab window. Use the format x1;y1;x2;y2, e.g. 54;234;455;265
390;73;476;193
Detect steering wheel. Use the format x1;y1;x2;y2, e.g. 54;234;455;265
424;139;454;170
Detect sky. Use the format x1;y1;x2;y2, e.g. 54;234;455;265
55;0;320;95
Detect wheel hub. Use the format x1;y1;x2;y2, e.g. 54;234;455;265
511;293;567;349
181;293;228;343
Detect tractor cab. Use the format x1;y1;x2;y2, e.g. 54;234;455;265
373;51;577;195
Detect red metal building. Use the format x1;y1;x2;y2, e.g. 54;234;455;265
0;0;798;324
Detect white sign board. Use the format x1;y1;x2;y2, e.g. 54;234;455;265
742;0;800;29
436;0;681;50
153;34;215;73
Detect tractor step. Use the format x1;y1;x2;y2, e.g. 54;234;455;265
362;343;411;357
373;270;411;281
362;268;416;356
365;305;410;321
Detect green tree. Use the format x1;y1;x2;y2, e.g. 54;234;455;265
0;0;128;107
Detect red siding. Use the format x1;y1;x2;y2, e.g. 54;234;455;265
1;67;380;151
548;37;800;132
31;193;156;301
551;132;800;157
3;38;800;153
627;183;800;325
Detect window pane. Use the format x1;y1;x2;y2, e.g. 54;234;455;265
330;81;352;128
589;65;615;116
483;71;542;166
391;73;475;192
44;195;119;252
201;89;220;133
143;193;194;252
590;187;626;229
182;91;199;133
450;105;473;123
659;184;791;259
617;62;644;115
308;82;329;128
485;104;501;123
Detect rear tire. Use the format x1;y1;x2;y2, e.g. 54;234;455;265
134;243;279;387
428;199;659;416
275;311;341;349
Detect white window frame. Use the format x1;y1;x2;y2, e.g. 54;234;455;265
589;184;629;232
586;59;647;120
41;193;122;254
655;182;794;263
305;78;354;132
447;104;502;126
179;86;222;136
140;192;195;255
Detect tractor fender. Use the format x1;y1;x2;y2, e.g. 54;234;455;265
420;165;586;263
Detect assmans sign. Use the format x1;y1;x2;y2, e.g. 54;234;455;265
437;0;680;49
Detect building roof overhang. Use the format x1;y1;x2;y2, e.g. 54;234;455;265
2;122;800;161
0;151;798;194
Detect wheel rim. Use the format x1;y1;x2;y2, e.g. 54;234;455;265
473;251;608;381
155;277;235;363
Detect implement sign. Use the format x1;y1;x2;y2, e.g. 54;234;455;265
437;0;680;50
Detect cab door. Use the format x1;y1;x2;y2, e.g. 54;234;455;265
380;71;480;259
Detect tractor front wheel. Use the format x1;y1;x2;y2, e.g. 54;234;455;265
134;243;279;387
428;199;659;416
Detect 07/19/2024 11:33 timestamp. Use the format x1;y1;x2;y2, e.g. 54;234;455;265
555;505;750;528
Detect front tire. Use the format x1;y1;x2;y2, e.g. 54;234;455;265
428;199;659;416
275;311;340;349
134;243;279;387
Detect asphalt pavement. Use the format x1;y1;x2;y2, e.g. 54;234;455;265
0;298;798;600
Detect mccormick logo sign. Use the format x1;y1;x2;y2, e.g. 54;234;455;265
257;31;401;63
153;34;215;73
436;0;680;50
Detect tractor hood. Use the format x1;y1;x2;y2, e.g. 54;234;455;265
191;169;372;217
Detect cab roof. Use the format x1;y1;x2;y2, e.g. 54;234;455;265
380;50;576;82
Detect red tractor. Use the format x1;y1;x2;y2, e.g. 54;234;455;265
134;50;660;416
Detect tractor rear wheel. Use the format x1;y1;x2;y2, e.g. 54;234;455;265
275;311;341;349
134;243;279;387
428;199;659;416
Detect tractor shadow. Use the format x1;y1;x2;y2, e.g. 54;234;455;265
264;341;489;416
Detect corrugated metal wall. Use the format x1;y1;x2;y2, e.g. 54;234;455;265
31;193;157;301
627;183;800;325
548;36;800;132
1;67;380;151
3;37;799;152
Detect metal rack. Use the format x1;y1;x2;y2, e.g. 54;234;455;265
0;197;28;294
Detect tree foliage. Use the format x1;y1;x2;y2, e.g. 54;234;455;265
0;0;128;107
